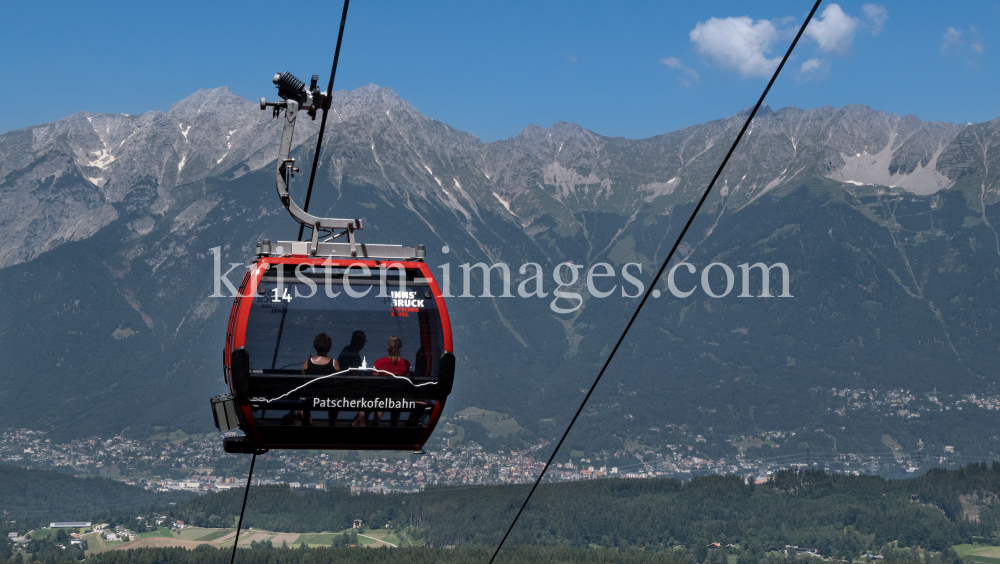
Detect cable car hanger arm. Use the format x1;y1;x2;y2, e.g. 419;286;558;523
258;72;427;261
261;73;362;247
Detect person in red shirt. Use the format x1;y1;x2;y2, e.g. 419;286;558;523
374;335;411;376
369;336;411;426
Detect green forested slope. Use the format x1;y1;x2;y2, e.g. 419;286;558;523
85;545;688;564
0;464;191;526
8;464;1000;562
149;463;1000;558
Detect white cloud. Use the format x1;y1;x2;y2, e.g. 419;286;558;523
660;56;701;87
969;25;985;54
941;25;984;57
941;26;963;53
689;16;780;78
861;4;888;36
690;5;870;80
796;57;829;82
800;58;823;72
804;4;859;55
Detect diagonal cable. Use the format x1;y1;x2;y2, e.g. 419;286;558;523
298;0;351;241
228;452;257;564
487;2;823;562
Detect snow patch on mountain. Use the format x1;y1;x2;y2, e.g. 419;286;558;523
826;139;954;195
128;216;155;236
493;192;512;212
641;177;680;202
87;149;115;170
543;162;609;202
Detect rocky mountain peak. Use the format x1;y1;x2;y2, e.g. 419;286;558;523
737;103;773;118
4;89;1000;271
168;86;248;113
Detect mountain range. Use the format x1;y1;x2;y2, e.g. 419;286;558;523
2;84;1000;462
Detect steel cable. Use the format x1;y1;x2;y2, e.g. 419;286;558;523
487;2;824;562
228;452;257;564
298;0;351;241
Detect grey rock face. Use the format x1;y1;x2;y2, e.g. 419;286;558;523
3;85;1000;269
5;85;1000;446
0;87;314;266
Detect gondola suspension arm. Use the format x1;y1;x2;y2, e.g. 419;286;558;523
262;74;362;256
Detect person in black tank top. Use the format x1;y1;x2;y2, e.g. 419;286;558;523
305;357;337;374
302;333;339;374
289;333;339;426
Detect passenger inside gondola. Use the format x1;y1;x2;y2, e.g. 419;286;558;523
303;333;339;374
340;331;367;426
374;335;411;376
337;330;366;370
365;336;411;426
296;333;336;427
242;281;445;431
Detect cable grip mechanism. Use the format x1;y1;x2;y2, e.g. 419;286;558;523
260;71;329;120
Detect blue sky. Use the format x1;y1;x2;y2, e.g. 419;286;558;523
2;1;998;140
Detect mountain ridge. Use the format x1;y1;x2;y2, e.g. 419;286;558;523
5;85;1000;269
3;86;1000;462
